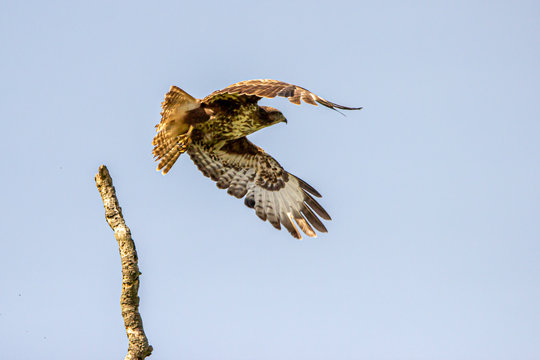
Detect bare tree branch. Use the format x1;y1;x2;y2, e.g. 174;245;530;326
95;165;153;360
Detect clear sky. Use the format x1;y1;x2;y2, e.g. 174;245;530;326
1;1;539;359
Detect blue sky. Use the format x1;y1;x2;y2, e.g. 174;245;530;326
1;1;539;359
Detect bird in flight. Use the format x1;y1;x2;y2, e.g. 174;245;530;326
153;79;361;239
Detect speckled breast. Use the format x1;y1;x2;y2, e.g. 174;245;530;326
193;103;263;146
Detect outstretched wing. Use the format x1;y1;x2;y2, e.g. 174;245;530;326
187;138;331;239
203;79;362;110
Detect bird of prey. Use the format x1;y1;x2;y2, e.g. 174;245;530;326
152;79;361;239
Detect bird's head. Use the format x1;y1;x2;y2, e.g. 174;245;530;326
260;106;287;126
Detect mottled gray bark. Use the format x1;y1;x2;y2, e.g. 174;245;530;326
95;165;153;360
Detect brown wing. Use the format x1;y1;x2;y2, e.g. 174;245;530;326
187;138;331;239
203;79;362;110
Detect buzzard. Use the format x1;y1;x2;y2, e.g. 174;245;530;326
152;79;361;239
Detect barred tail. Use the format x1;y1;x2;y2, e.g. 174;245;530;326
153;86;200;174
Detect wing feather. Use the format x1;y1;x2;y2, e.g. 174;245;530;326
203;79;362;111
281;213;302;239
294;214;317;238
266;192;281;230
294;175;322;197
187;137;331;239
301;206;328;233
254;188;266;221
304;194;332;220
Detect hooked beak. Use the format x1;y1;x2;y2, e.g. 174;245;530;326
282;118;288;124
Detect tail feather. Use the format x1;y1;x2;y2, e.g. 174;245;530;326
153;86;200;174
156;134;191;174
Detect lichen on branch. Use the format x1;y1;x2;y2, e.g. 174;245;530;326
95;165;153;360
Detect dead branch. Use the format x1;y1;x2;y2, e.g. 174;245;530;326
95;165;153;360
